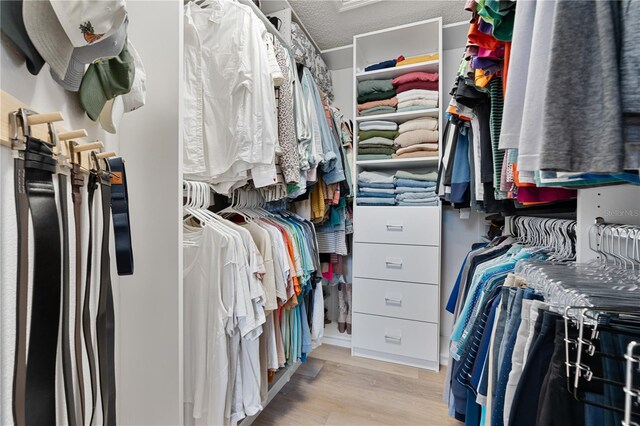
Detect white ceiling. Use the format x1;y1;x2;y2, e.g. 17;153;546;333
287;0;469;50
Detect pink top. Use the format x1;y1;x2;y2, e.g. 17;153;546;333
392;71;439;87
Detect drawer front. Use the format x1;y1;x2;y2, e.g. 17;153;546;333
353;243;439;284
353;278;438;323
352;313;439;362
354;206;440;246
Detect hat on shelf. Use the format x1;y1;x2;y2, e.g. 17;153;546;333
80;44;135;121
23;0;127;80
0;0;45;75
51;17;129;92
97;40;146;133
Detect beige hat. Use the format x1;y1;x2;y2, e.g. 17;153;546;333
99;97;125;134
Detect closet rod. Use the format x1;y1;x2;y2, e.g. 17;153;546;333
237;0;288;47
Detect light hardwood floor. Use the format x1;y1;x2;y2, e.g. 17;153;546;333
253;345;459;426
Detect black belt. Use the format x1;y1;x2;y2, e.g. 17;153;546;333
96;167;117;426
84;171;99;425
108;157;134;275
12;155;28;426
71;163;86;426
23;136;62;425
58;172;77;426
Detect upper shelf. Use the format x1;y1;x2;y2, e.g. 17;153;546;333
355;108;439;123
355;60;439;81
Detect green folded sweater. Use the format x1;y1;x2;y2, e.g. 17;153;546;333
359;129;399;141
357;79;394;96
357;89;397;104
358;147;397;155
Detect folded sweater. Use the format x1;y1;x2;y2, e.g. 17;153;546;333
364;59;398;72
397;105;437;113
357;89;396;104
395;143;439;155
357;79;394;95
394;129;439;147
359;187;395;194
396;81;438;93
359;106;396;116
392;151;439;159
397;99;438;109
358;170;395;184
358;192;396;198
357;154;392;161
393;71;439;86
358;146;396;155
395;170;439;181
395;178;437;188
358;197;396;205
357;97;398;112
396;53;439;67
358;120;398;131
395;186;437;193
397;89;439;102
398;117;438;133
358;136;395;146
359;129;399;141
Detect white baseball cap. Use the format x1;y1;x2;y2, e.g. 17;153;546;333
23;0;127;79
99;96;125;134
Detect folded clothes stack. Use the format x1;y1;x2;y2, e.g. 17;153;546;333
357;170;397;206
394;170;439;206
392;72;439;112
358;124;399;160
395;52;439;67
357;79;397;116
393;117;439;159
364;55;405;72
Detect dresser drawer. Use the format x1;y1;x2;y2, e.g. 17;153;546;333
353;243;439;284
352;313;439;362
354;206;440;246
353;278;438;323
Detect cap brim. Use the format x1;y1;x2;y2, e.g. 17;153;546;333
80;66;108;121
122;41;146;112
99;97;124;134
22;0;73;79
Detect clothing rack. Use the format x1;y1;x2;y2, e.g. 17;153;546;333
589;219;640;267
506;215;577;260
624;341;640;426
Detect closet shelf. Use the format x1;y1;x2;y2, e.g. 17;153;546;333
322;322;352;348
355;108;439;123
356;157;439;168
355;60;439;81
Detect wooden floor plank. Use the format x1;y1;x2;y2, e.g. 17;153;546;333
253;346;458;426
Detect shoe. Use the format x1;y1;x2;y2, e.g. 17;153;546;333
338;283;347;333
345;283;352;335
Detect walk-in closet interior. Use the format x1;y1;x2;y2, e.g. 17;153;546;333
1;1;639;425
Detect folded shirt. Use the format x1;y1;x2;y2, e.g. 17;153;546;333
358;120;398;132
364;59;399;72
398;117;438;133
359;106;397;116
357;97;398;112
392;151;439;159
359;187;395;194
358;143;395;150
359;170;395;184
394;129;439;147
357;192;396;198
358;136;395;146
396;191;436;200
357;78;394;95
392;71;439;86
359;129;399;141
397;89;439;102
358;146;396;155
397;200;438;206
357;197;396;205
395;186;437;193
397;104;437;113
396;197;438;204
395;143;439;155
357;154;391;160
396;81;438;93
396;53;439;67
395;178;437;188
396;170;438;181
397;99;439;110
357;89;396;104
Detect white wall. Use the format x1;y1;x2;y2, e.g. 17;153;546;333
1;1;182;424
330;68;354;123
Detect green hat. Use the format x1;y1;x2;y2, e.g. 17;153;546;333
80;45;135;121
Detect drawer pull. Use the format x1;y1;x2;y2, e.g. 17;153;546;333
384;296;402;305
386;223;404;231
385;334;402;343
385;258;403;268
